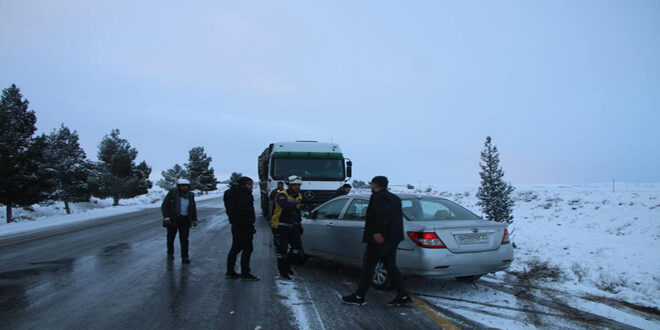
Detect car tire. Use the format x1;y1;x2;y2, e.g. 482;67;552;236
456;275;483;283
371;260;391;290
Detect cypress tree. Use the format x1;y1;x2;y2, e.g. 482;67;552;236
89;129;152;205
157;164;187;190
0;84;54;222
44;125;91;214
185;147;218;193
476;136;515;224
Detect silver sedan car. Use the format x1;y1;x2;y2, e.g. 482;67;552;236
301;194;514;288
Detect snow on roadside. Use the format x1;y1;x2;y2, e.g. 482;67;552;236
375;182;660;309
0;187;225;238
276;277;314;330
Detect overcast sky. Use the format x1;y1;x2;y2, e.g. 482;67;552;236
1;1;658;185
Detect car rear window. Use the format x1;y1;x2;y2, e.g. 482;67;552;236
401;198;480;221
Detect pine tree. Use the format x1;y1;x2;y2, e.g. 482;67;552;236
476;136;515;224
89;129;152;206
44;125;91;214
185;146;218;193
0;84;54;222
157;164;187;190
228;172;242;188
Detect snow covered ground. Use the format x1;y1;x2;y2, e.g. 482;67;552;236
380;182;660;312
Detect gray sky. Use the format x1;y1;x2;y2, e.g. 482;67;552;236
2;1;659;185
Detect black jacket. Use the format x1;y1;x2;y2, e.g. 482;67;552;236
161;189;197;225
333;187;348;198
224;186;255;230
363;190;403;244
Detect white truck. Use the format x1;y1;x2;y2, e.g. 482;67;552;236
258;141;352;217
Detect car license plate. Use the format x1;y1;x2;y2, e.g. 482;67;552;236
458;234;488;245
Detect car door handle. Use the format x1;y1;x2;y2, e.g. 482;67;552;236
327;222;334;228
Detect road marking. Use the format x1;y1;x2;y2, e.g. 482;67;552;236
410;294;461;330
299;275;328;330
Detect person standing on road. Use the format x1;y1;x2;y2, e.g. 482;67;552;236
333;183;352;198
342;176;411;306
271;175;305;280
161;179;198;264
224;177;259;281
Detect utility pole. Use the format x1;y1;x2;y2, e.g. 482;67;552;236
612;179;615;193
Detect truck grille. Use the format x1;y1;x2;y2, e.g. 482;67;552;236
301;190;336;204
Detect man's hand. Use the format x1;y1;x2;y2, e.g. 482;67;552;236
192;221;198;227
372;233;385;244
163;218;172;225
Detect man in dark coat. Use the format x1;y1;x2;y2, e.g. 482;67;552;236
333;183;352;198
161;179;198;263
225;177;259;281
342;176;410;306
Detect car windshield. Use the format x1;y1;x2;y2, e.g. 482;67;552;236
272;158;344;181
401;198;480;221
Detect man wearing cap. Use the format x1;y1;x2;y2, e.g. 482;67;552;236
224;176;259;281
271;175;305;280
161;179;198;264
342;175;411;306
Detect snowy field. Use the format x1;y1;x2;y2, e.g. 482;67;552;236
379;182;660;313
2;182;659;327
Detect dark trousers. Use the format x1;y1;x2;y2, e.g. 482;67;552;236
227;225;254;274
167;216;190;259
276;225;302;275
356;242;407;297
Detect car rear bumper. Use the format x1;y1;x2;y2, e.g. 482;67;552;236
398;244;514;278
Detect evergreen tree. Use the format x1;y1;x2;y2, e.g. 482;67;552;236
185;146;218;193
43;125;91;214
157;164;187;190
89;129;152;206
228;172;242;188
0;84;54;222
476;136;515;224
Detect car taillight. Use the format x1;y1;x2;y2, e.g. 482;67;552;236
501;229;510;244
407;232;446;248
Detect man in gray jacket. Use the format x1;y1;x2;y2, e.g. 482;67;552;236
161;179;198;263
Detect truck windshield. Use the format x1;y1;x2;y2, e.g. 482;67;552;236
272;158;344;181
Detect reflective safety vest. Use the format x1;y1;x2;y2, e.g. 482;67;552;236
271;189;302;229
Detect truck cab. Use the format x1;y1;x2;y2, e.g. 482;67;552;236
258;141;352;217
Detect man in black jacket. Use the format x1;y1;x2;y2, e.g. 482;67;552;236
342;176;410;306
161;179;198;264
225;177;259;281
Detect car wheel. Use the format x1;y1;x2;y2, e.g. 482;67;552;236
371;260;391;290
456;275;483;283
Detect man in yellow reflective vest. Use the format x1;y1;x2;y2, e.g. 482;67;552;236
271;175;304;280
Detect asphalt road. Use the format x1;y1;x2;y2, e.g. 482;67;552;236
0;198;443;330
